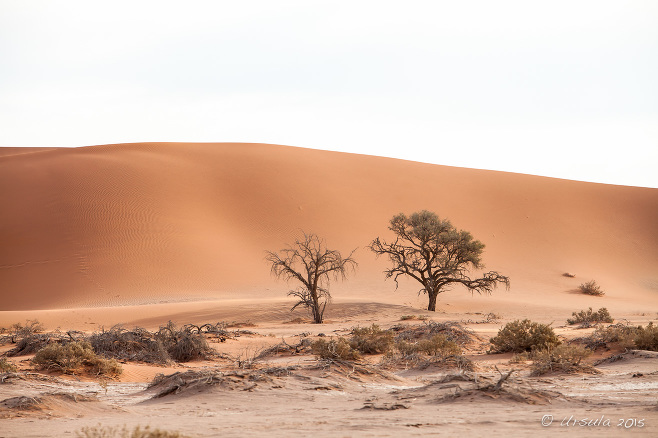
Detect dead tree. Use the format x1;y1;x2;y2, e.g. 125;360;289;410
266;233;357;324
369;210;509;311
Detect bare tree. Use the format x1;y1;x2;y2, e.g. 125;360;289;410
369;210;509;311
266;233;357;324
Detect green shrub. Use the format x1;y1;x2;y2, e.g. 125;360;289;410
634;322;658;351
311;338;360;360
567;307;613;326
530;344;591;376
76;424;188;438
0;357;17;372
33;341;122;377
489;319;560;353
578;280;605;296
349;324;394;354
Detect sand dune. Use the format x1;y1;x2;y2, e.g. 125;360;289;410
1;142;657;311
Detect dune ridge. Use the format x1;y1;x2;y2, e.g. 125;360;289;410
1;142;657;311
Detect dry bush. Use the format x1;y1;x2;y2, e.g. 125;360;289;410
392;321;478;346
155;321;214;362
396;334;461;358
90;326;170;364
530;344;592;376
0;357;17;372
509;352;531;364
4;320;52;357
567;307;613;326
634;322;658;351
33;341;122;377
578;280;605;296
489;319;560;353
311;338;360;360
76;424;188;438
584;323;640;350
400;315;416;321
349;324;394;354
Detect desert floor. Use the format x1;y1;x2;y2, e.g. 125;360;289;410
1;298;657;438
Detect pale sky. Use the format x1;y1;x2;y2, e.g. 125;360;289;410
1;1;657;187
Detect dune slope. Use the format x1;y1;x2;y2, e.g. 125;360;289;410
1;142;657;311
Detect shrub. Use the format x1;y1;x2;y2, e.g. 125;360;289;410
396;334;461;358
32;341;122;377
489;319;560;353
634;322;658;351
567;307;613;326
90;326;170;364
588;323;639;350
4;320;50;356
530;344;591;376
311;338;360;360
578;280;605;296
76;424;188;438
155;321;214;362
0;357;17;372
349;324;394;354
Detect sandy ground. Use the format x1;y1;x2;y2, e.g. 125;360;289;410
1;300;657;437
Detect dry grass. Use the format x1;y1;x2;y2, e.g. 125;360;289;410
567;307;613;326
575;322;640;350
90;326;170;364
32;341;122;377
530;344;593;376
76;424;189;438
396;334;461;358
578;280;605;296
155;321;214;362
349;324;394;354
0;357;17;373
489;319;560;353
311;338;360;360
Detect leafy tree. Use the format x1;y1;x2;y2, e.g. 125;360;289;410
266;232;357;324
369;210;509;311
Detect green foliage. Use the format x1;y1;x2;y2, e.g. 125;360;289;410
530;344;591;376
349;324;394;354
567;307;613;325
33;341;122;377
489;319;560;353
311;338;360;360
370;210;509;311
578;280;605;296
76;424;188;438
0;357;17;372
634;322;658;351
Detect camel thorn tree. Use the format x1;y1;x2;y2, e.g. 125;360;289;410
266;232;357;324
369;210;509;311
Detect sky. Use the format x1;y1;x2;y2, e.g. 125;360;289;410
1;1;657;188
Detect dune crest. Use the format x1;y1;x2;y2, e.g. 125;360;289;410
1;142;657;311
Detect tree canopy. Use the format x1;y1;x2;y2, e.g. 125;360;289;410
369;210;509;311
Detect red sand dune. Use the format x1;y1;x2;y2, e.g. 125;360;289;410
1;142;657;311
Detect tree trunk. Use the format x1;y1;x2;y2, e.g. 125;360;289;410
427;292;438;312
311;287;323;324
